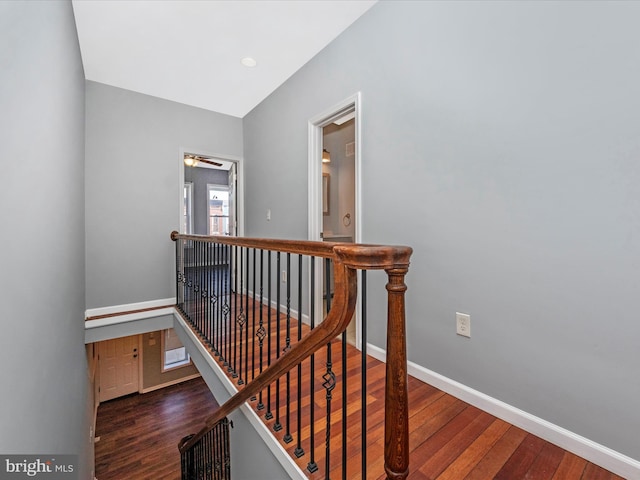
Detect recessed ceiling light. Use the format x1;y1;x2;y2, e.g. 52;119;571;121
241;57;257;68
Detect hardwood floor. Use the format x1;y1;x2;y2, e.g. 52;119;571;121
95;377;219;480
95;326;626;480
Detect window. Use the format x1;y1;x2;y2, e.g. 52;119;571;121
162;329;191;371
183;182;193;234
207;184;230;236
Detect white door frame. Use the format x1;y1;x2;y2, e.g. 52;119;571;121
308;92;363;348
178;148;244;237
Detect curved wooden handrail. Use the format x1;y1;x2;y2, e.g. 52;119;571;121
171;232;413;479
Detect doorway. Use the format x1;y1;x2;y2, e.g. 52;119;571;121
308;93;362;347
179;150;242;237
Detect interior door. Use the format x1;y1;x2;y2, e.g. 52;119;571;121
98;336;139;402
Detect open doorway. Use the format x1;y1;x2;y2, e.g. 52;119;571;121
308;93;362;348
322;118;357;345
322;119;356;243
179;151;241;237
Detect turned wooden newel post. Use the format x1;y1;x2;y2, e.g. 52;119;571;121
384;265;410;480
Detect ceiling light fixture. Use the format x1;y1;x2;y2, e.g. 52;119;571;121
184;155;199;167
322;149;331;163
241;57;257;67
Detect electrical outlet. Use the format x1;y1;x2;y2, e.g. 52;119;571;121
456;312;471;338
282;270;287;283
267;209;271;221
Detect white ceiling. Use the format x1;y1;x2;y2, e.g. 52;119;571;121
72;0;376;118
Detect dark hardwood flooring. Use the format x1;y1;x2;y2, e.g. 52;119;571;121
95;317;626;480
95;377;219;480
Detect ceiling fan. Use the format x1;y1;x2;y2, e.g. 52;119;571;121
184;154;223;167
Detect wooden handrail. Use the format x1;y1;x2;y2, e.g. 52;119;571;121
171;231;412;271
171;232;413;479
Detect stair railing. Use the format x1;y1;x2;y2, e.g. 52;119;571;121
171;232;412;480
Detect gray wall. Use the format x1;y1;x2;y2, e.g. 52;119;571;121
0;1;92;477
243;1;640;460
85;82;242;309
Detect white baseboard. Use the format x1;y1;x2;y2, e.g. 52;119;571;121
85;297;176;319
245;289;310;325
367;344;640;480
140;373;202;394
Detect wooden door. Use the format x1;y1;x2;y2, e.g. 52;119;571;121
99;336;139;402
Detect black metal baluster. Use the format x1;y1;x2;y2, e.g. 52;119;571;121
273;251;282;432
250;248;257;401
175;239;180;309
211;242;217;354
283;252;293;443
217;243;223;359
182;239;186;309
196;240;201;333
200;240;205;334
307;256;318;473
220;243;226;357
213;426;218;480
184;243;189;320
342;306;348;480
361;270;368;479
222;244;231;368
212;242;219;355
323;258;335;479
191;242;196;324
190;241;195;329
192;240;198;330
198;435;203;480
227;245;239;378
265;250;273;421
236;246;245;383
187;241;191;317
257;249;265;410
196;240;200;327
205;429;211;479
244;246;250;386
205;241;211;345
294;254;305;458
218;243;226;359
202;241;207;341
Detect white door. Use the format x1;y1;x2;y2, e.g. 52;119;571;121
99;336;139;402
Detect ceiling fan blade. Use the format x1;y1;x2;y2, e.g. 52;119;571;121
185;155;224;167
196;158;223;167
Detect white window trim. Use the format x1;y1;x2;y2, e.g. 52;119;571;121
161;328;192;372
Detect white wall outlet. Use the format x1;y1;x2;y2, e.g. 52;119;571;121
282;270;287;283
267;209;271;221
456;312;471;338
